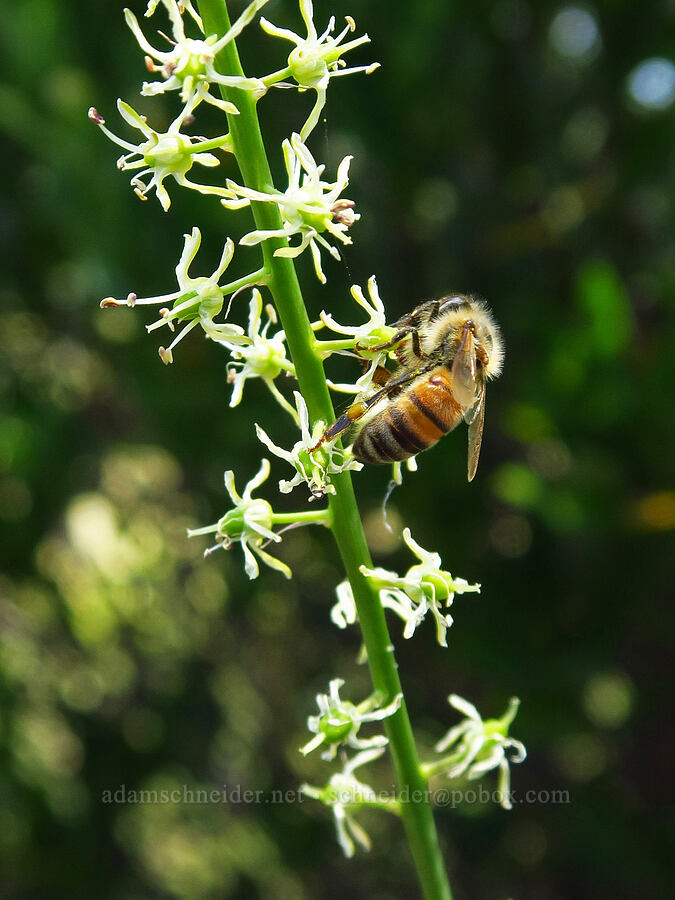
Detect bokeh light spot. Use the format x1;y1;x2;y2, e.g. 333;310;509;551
582;672;634;729
492;463;543;509
627;58;675;111
549;7;601;62
489;513;533;557
632;490;675;531
503;820;548;867
363;506;403;554
527;439;572;480
413;179;458;229
554;732;606;781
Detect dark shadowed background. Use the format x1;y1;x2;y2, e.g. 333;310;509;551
1;1;674;898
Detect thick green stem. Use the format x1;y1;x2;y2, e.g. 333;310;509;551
198;3;453;897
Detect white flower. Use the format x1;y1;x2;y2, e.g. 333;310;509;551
88;97;232;210
222;132;358;284
433;695;526;811
300;748;390;857
360;528;481;647
187;459;291;579
260;0;380;138
300;678;402;760
219;289;296;418
100;227;255;364
331;580;358;629
125;0;267;108
256;391;362;499
317;276;399;394
319;276;393;350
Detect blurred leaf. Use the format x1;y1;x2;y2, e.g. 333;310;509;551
574;260;633;359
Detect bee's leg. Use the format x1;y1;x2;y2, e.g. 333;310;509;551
355;325;424;359
371;363;392;386
313;401;373;448
310;366;428;451
310;392;385;450
354;354;392;386
476;343;489;367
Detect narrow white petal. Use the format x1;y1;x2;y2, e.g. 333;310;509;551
448;694;482;721
241;540;261;579
467;745;505;778
254;544;292;579
223;470;240;503
244;458;271;498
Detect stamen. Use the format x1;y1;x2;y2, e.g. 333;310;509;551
87;107;105;124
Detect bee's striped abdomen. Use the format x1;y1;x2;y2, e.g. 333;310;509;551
352;370;463;464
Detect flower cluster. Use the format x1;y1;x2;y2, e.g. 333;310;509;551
91;0;376;279
300;678;402;760
428;695;527;810
219;290;296;419
92;0;382;590
187;460;292;579
125;0;267;108
301;748;398;858
100;227;258;363
261;0;379;138
333;529;480;647
256;392;362;499
222;133;358;284
88;98;232;211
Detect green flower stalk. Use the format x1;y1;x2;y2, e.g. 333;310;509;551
94;1;525;896
195;3;453;896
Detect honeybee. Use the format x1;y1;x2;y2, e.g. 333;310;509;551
316;295;504;481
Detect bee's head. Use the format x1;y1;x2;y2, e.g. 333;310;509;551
439;296;504;380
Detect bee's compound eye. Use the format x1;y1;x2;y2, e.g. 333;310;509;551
441;295;468;310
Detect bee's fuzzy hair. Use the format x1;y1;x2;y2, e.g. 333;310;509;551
422;296;504;378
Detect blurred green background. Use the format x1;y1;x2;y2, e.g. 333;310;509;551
1;0;674;897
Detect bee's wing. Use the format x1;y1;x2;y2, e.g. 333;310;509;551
465;382;486;482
